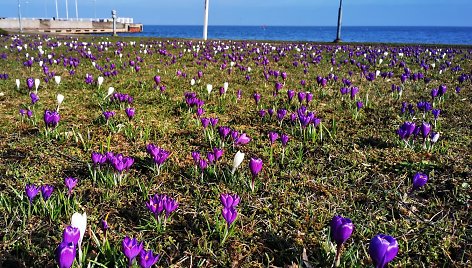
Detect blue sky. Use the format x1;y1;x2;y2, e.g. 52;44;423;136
2;0;471;26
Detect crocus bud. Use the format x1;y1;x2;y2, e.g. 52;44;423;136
207;84;213;95
231;151;245;174
70;212;87;247
55;241;76;268
57;94;64;106
15;79;20;90
330;215;354;246
34;78;40;92
97;76;104;88
223;82;229;93
369;234;399;268
54;76;61;85
105;87;114;99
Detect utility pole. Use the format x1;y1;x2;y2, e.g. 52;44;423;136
203;0;209;40
65;0;69;19
55;0;59;19
334;0;343;43
75;0;78;19
17;0;23;33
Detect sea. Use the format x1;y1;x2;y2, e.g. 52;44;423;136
118;25;472;45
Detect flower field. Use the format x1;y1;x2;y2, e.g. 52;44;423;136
0;34;471;267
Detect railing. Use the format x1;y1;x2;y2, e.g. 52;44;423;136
0;17;135;23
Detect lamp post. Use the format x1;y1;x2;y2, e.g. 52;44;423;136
334;0;343;43
17;0;23;33
203;0;209;40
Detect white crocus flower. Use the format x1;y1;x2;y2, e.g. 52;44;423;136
56;94;64;111
206;84;213;95
223;82;229;94
54;76;61;85
104;87;114;99
34;79;40;93
97;76;104;89
71;211;87;264
190;78;196;86
15;79;20;90
231;151;245;174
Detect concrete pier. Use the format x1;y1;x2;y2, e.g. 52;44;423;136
0;18;143;34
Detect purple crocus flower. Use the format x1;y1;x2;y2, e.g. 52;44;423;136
438;84;447;96
30;92;39;104
330;215;354;246
207;152;215;165
350;87;359;100
221;207;238;226
432;109;440;119
64;177;78;195
297;92;306;104
218;126;231;139
26;77;34;90
210;117;219;127
41;184;54;201
268;131;279;145
276;109;287;121
62;225;80;245
122;237;144;267
103;111;115;121
281;71;287;80
258;109;266;118
369;234;399;268
397;121;416;140
420;122;431;139
213;147;224;161
280;134;289;147
153;75;161;85
430;88;438;99
25;183;40;203
412;172;428;191
191;151;201;163
356;101;363;110
253;93;261;105
163;198;178;219
146;194;165;217
91;152;106;166
55;241;76;268
230;130;239;141
196;107;204;117
27;110;33;118
200;117;210;128
138;249;160;268
125;108;135;120
220;193;240;209
234;133;251;146
306;92;313;104
249;158;263;178
101;219;109;232
44;110;60;129
198;158;208;170
287;90;295;102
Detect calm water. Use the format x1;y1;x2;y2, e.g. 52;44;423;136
119;25;472;45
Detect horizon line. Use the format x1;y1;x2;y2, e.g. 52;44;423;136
141;24;472;28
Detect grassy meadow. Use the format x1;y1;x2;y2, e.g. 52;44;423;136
0;34;471;267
